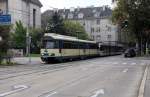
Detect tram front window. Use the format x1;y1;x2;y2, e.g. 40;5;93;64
46;41;54;49
42;40;55;49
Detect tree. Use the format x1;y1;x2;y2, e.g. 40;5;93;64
29;28;44;54
46;12;66;35
112;0;150;54
0;25;11;64
64;20;90;40
12;21;27;50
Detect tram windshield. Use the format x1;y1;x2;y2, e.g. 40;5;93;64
42;40;55;49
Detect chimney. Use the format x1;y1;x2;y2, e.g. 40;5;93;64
77;6;80;12
63;7;66;12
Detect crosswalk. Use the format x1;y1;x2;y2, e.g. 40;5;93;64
97;61;146;66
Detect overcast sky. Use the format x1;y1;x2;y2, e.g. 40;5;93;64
39;0;112;12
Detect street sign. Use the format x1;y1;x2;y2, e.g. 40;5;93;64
0;15;11;25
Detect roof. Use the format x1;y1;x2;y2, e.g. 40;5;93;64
42;6;112;20
23;0;43;7
44;33;96;44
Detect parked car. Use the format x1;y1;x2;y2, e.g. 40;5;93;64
124;48;136;58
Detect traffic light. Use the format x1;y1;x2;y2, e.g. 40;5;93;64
121;20;128;28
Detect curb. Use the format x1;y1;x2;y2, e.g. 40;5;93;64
138;65;148;97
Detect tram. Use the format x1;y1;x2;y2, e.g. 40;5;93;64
41;33;123;63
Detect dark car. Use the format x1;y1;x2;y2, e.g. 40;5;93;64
124;48;136;58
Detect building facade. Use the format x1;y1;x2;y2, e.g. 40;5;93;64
0;0;42;28
42;6;118;42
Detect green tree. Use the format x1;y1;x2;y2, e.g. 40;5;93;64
12;21;27;50
64;20;90;40
112;0;150;54
47;12;65;35
29;28;44;54
0;25;11;64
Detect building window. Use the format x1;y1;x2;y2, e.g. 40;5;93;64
96;27;101;32
97;35;101;41
97;19;100;25
78;13;84;19
92;35;95;40
68;13;73;19
33;9;36;28
98;27;101;32
107;35;112;41
91;27;94;33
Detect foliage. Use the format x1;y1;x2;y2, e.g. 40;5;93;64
63;20;90;40
12;21;27;50
46;12;66;35
29;28;44;54
112;0;150;54
0;25;11;64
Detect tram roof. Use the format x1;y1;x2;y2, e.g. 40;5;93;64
44;33;96;44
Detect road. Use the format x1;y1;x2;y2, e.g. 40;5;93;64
0;56;149;97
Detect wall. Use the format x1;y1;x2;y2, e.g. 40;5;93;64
73;18;118;42
0;0;7;14
7;0;41;28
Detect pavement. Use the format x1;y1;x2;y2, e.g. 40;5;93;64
144;65;150;97
0;56;150;97
12;57;43;65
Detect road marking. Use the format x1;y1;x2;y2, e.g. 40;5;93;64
91;89;105;97
131;63;136;65
123;69;128;73
45;92;57;97
0;85;28;97
138;66;148;97
123;63;127;65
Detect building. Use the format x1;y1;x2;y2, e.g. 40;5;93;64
42;6;118;42
0;0;42;28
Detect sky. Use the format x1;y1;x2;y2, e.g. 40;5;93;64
39;0;112;12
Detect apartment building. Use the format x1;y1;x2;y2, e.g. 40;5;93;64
42;6;118;42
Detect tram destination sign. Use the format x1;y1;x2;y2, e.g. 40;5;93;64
0;15;11;25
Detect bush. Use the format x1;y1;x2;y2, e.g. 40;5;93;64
0;25;11;65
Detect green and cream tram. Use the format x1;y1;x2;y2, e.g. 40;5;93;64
41;33;98;63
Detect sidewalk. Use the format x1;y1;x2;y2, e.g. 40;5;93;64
12;57;43;65
144;65;150;97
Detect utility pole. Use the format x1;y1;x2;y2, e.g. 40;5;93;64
26;0;31;63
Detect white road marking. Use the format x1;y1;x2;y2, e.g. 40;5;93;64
91;89;105;97
0;85;28;97
123;63;127;65
138;66;148;97
123;69;128;73
45;92;57;97
131;63;136;65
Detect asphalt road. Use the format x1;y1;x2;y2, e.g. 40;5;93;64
0;56;149;97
